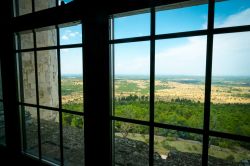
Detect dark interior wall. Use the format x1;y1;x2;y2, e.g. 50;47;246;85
0;145;50;166
0;0;21;155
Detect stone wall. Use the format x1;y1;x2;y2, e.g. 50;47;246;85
114;137;244;166
18;0;56;15
18;0;32;16
25;118;247;166
35;0;56;11
19;0;58;121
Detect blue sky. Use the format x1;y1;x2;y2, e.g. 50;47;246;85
59;0;73;4
59;24;82;75
60;0;250;76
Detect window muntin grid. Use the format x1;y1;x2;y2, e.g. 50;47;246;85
16;21;85;165
110;1;250;165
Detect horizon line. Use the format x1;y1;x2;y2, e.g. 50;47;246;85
61;74;250;77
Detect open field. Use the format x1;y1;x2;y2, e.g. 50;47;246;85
115;76;250;104
61;75;250;163
115;133;250;162
61;75;250;105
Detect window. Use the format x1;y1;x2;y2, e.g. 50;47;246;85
110;0;250;165
211;32;250;137
156;2;208;34
4;0;250;166
14;0;74;17
155;36;206;129
14;0;56;16
16;22;84;165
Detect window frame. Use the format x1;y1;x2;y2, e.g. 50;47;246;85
1;0;249;166
16;22;84;165
110;1;250;166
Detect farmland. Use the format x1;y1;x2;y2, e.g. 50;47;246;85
61;75;250;162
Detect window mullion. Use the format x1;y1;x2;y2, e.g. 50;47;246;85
56;25;64;166
202;0;215;165
149;7;155;166
32;29;42;161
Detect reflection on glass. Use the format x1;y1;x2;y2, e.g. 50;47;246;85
114;121;149;166
114;12;150;39
60;24;82;45
156;3;208;34
40;109;60;164
16;0;32;16
21;106;38;156
155;37;207;128
114;42;150;121
19;52;37;104
35;0;56;12
18;31;34;49
37;50;59;108
63;113;84;166
36;27;57;48
211;32;250;137
209;137;250;165
0;102;5;145
154;128;202;165
215;0;250;28
61;48;83;112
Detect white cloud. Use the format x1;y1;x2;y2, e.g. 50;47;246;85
218;8;250;27
155;36;207;75
154;8;250;76
116;55;150;75
61;49;69;53
61;30;81;40
62;35;69;40
102;8;250;76
69;31;80;37
60;48;83;74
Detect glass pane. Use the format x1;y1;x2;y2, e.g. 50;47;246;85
63;113;84;166
114;42;150;121
0;102;5;145
154;128;202;165
16;0;32;16
215;0;250;28
209;137;250;165
61;48;83;112
18;31;34;50
211;32;250;137
21;106;39;156
40;109;60;164
58;0;74;5
19;52;37;104
60;23;82;45
37;50;59;108
35;0;56;12
36;27;57;48
114;121;149;166
156;3;208;34
155;36;207;128
114;12;150;39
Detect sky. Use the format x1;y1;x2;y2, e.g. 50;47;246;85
59;0;73;4
60;24;82;75
59;0;250;76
